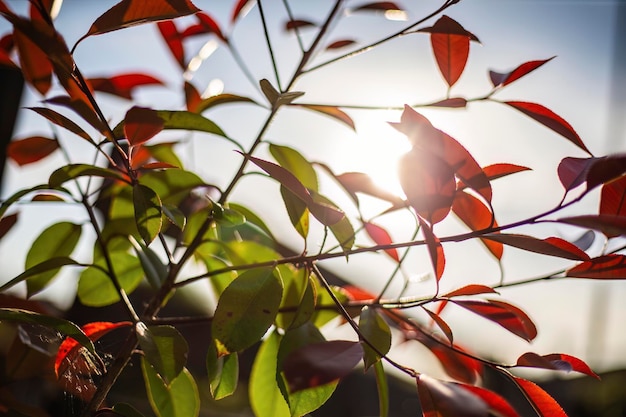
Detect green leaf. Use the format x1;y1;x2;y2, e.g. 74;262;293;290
133;184;162;245
28;107;94;143
206;342;239;400
195;93;257;113
0;257;79;293
270;144;318;191
249;331;291;417
312;191;354;251
281;186;309;239
227;203;275;240
77;252;144;307
373;360;389;417
136;323;189;385
112;403;148;417
49;164;127;188
141;358;200;417
359;306;392;370
277;268;316;330
0;308;94;354
25;222;82;296
139;169;206;205
131;237;168;289
312;285;348;328
162;204;187;231
224;240;281;265
212;267;283;355
0;184;51;218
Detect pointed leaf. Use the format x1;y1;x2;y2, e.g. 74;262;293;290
516;352;599;379
88;73;163;100
194;93;256;113
416;374;489;417
115;110;227;140
353;2;404;12
280;185;309;239
49;164;127;188
206;344;239;400
136;323;189;385
600;175;626;235
259;78;279;105
124;106;164;147
586;154;626;191
0;212;17;240
452;299;537;341
566;254;626;279
482;163;531;181
285;19;316;32
419;217;445;281
183;12;226;42
442;284;497;298
459;384;520;417
7;136;58;166
511;377;568;417
269;144;318;191
212;268;283;355
79;0;200;43
483;233;590;261
557;215;626;238
294;104;356;131
364;221;399;262
326;39;356;50
249;331;290;417
427;97;467;108
359;307;392;370
231;0;254;23
157;20;184;68
489;57;555;87
423;308;454;345
28;107;93;142
505;101;590;154
141;359;200;417
332;171;404;206
13;25;52;95
133;184;162;245
282;340;363;392
452;191;502;259
45;94;107;134
0;257;78;293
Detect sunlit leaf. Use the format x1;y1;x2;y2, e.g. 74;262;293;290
133;184;162;245
285;19;316;32
193;93;256;113
282;340;363;392
24;221;81;296
231;0;254;23
78;0;200;45
88;73;163;100
45;94;107;134
326;39;356;50
482;233;590;261
482;163;531;181
182;12;226;42
510;377;567;417
556;215;626;239
419;217;445;281
423;307;453;345
13;22;52;95
136;323;188;385
459;384;520;417
452;299;537;341
49;164;128;188
7;136;58;166
28;107;93;142
327;170;403;207
442;284;497;298
293;104;356;131
489;56;555;87
515;352;599;379
206;343;238;399
0;257;79;293
270;144;318;191
139;169;206;204
409;333;481;383
0;212;17;240
452;191;502;259
141;359;200;417
212;267;283;355
277;269;316;330
124;106;164;147
418;15;480;87
281;186;309;239
364;221;399;262
416;374;489;417
359;307;392;370
313;191;355;251
566;254;626;279
505;101;590;154
157;20;184;68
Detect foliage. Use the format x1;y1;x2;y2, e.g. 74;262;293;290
0;0;625;416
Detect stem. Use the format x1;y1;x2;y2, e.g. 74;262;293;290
258;0;282;91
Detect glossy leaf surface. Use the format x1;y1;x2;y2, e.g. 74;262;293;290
28;107;93;142
125;106;164;147
137;323;189;385
249;331;290;417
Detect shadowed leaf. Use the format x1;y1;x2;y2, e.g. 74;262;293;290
516;352;599;379
141;359;200;417
600;175;626;236
133;184;162;245
417;374;489;417
28;107;93;142
7;136;58;166
326;39;356;50
0;212;17;240
483;233;590;261
137;323;189;385
13;21;52;95
557;215;626;238
353;2;404;12
285;19;316;32
566;254;626;279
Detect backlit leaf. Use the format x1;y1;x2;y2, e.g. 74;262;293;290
294;104;356;131
353;2;404;12
45;94;107;134
483;234;589;261
114;110;227;141
182;12;226;42
416;374;489;417
79;0;200;44
516;352;599;379
364;221;399;262
49;164;128;188
270;144;318;191
157;20;184;68
452;299;537;341
133;184;162;245
556;215;626;238
281;185;309;239
25;222;82;296
13;23;52;95
600;175;626;235
141;359;200;417
332;171;404;207
88;73;163;100
359;306;392;370
0;212;17;240
326;39;356;50
212;267;283;355
459;384;520;417
410;334;481;384
585;154;626;191
249;331;290;417
419;217;445;281
489;57;555;87
505;101;590;154
313;191;355;251
125;106;164;147
231;0;254;23
136;323;189;385
282;340;363;392
193;93;256;113
511;377;567;417
285;19;316;32
206;343;239;399
482;163;531;181
28;107;93;142
0;257;78;293
427;97;467;108
7;136;58;166
442;284;498;298
452;191;502;259
423;307;454;345
566;254;626;279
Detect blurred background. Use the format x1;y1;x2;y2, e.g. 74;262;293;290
0;0;625;416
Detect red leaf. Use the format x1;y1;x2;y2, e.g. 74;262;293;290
294;104;356;131
182;12;226;42
184;80;202;112
343;285;376;301
157;20;184;68
7;136;58;166
452;191;502;259
124;106;164;146
586;154;626;191
28;107;92;142
442;284;498;298
352;2;404;12
423;308;454;345
482;163;531;181
0;33;16;67
418;16;479;88
419;217;445;281
566;254;626;279
88;73;163;100
13;25;52;95
364;221;399;262
557;156;598;192
417;375;489;417
482;234;590;261
452;299;537;341
460;384;521;417
511;377;568;417
600;175;626;222
231;0;254;23
285;19;316;32
45;95;107;135
332;171;404;206
0;212;18;240
427;97;467;108
557;215;626;239
80;0;200;41
282;341;363;392
516;352;600;379
505;101;590;154
326;39;356;50
489;57;555;87
139;162;178;170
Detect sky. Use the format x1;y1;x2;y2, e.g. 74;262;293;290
1;0;625;379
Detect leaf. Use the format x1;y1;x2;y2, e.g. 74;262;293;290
45;94;107;134
115;110;227;140
364;221;399;262
88;73;163;100
505;101;590;154
133;184;162;245
332;171;404;207
231;0;254;23
124;106;164;147
24;222;82;296
7;136;58;166
0;212;17;240
419;217;445;281
600;175;626;235
0;257;79;293
28;107;93;142
459;384;520;417
13;23;52;95
259;78;279;105
511;377;567;417
0;308;94;354
452;191;502;259
244;154;344;226
285;19;316;32
182;12;226;42
111;403;148;417
442;284;498;298
212;267;283;355
489;57;555;87
78;0;200;45
206;343;239;400
416;374;489;417
418;15;480;88
131;238;168;289
557;215;626;239
193;93;256;113
452;299;537;341
249;331;290;417
516;352;599;379
585;154;626;190
141;359;200;417
427;97;467;108
413;336;482;384
294;104;356;131
157;20;184;68
280;186;309;239
482;163;531;181
136;323;189;385
282;340;363;392
423;308;454;345
49;164;128;188
483;234;590;261
326;39;356;50
566;254;626;279
353;2;404;12
313;191;355;251
359;307;392;370
270;144;318;191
